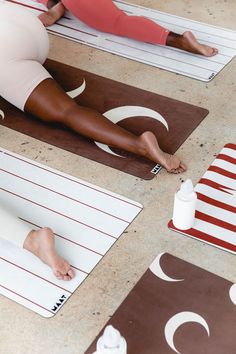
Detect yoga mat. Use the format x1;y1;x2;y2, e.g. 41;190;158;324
0;148;142;317
169;143;236;254
0;59;209;180
8;0;236;81
85;252;236;354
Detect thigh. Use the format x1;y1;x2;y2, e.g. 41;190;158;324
0;3;49;63
0;59;51;111
64;0;123;29
0;6;50;111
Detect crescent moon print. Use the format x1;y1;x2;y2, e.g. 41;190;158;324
66;79;86;98
229;284;236;305
95;106;169;157
66;82;169;158
149;253;184;282
0;110;4;119
164;311;210;354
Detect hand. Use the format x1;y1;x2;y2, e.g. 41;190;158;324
38;2;66;27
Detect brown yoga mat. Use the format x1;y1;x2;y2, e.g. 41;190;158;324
0;59;208;179
85;253;236;354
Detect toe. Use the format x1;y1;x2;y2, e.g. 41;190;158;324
207;47;218;57
52;260;75;281
54;270;71;281
54;270;63;280
67;268;75;279
179;162;187;172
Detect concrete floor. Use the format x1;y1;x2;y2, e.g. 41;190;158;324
0;1;235;353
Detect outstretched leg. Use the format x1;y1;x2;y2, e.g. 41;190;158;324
61;0;218;56
39;0;217;56
24;227;75;280
24;78;186;173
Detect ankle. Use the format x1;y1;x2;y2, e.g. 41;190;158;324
166;31;183;49
136;134;149;157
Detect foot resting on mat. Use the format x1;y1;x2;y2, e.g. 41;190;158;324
24;227;75;280
167;31;218;56
140;132;186;173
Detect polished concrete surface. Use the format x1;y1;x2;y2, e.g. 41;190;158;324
0;1;235;353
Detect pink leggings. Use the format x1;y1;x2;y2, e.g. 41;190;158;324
61;0;169;45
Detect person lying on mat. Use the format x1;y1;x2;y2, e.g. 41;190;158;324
0;2;185;174
0;204;75;281
37;0;218;57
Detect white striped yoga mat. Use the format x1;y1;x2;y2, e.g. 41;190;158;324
0;148;142;317
8;0;236;81
169;143;236;254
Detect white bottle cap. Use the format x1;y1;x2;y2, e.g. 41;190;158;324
103;326;121;348
96;325;127;354
178;179;195;201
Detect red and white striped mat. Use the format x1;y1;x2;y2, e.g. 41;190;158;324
169;143;236;253
0;148;142;317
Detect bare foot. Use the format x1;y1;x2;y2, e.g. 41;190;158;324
139;131;186;173
167;31;218;56
23;227;75;281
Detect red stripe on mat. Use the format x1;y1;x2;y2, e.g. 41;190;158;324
195;211;236;233
199;178;235;194
225;143;236;151
208;166;236;180
197;192;236;213
217;154;236;165
168;220;236;252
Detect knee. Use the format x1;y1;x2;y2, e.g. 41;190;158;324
42;98;78;126
57;100;79;125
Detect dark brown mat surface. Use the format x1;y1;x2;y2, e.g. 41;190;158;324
85;253;236;354
0;60;208;179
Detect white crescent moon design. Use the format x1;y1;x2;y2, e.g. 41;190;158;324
66;81;169;158
66;79;86;98
95;106;169;157
229;284;236;305
149;253;184;282
0;110;4;119
165;311;210;354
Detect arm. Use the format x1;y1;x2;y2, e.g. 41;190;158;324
38;1;66;27
47;0;60;9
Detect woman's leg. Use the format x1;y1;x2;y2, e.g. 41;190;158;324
63;0;218;55
64;0;169;45
0;205;74;280
24;78;186;173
